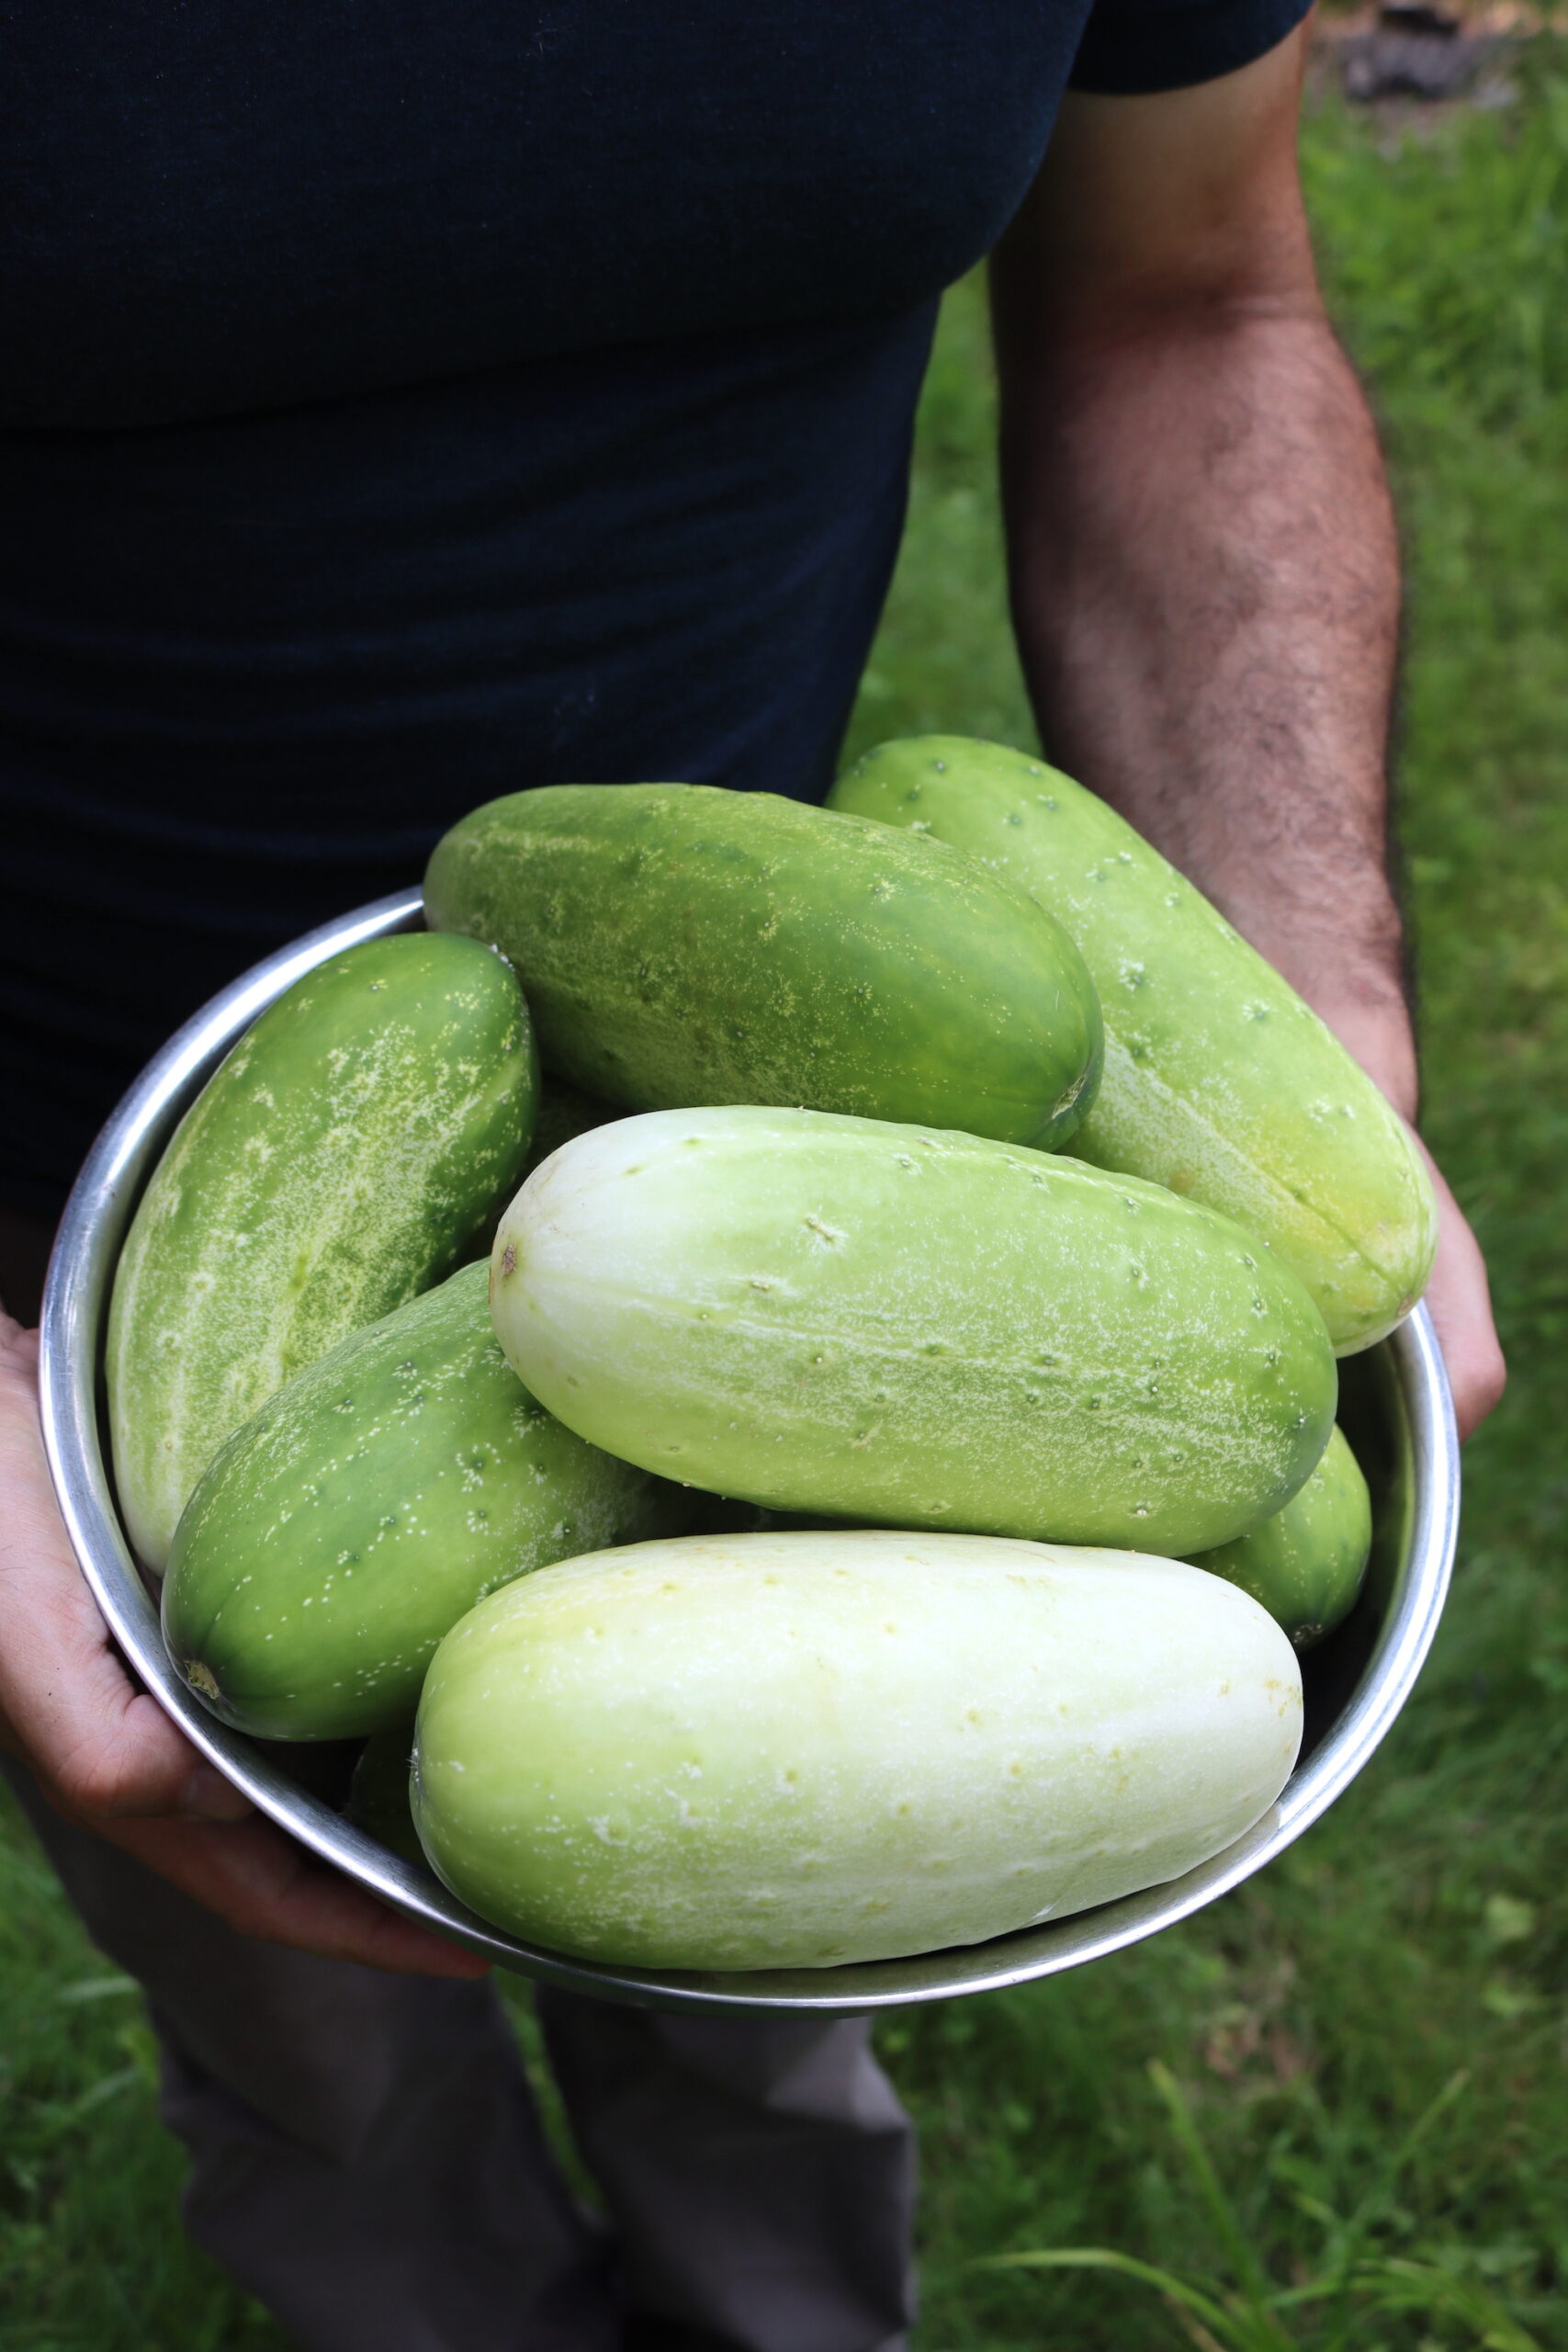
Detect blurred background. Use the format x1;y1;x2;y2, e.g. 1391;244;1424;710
4;17;1566;2347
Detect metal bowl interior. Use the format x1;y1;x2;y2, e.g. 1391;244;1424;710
39;892;1461;2016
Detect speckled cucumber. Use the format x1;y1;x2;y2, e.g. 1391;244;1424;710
829;738;1437;1353
1186;1423;1371;1649
491;1105;1337;1556
423;782;1103;1148
108;933;536;1572
412;1531;1304;1971
162;1262;688;1739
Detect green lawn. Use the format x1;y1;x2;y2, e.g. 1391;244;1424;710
6;58;1568;2351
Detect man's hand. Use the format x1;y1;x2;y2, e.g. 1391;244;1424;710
0;1306;490;1975
1269;981;1505;1441
1406;1148;1505;1441
991;22;1504;1435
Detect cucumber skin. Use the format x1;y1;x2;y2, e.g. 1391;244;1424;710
108;933;536;1573
491;1105;1338;1557
829;738;1438;1355
412;1531;1303;1971
423;782;1103;1150
162;1262;689;1740
1186;1423;1371;1649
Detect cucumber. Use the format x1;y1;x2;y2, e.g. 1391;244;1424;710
491;1106;1337;1556
108;933;536;1572
829;738;1437;1353
412;1531;1303;1970
1185;1423;1371;1648
424;782;1102;1149
162;1262;687;1739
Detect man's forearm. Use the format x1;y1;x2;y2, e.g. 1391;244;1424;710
987;40;1504;1434
993;293;1415;1111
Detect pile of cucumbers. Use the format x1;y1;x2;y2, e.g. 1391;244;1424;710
108;737;1436;1973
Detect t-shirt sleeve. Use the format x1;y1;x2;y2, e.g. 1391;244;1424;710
1068;0;1314;96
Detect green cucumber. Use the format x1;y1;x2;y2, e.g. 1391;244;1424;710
1186;1423;1371;1648
829;737;1437;1353
162;1262;687;1739
412;1530;1303;1970
491;1105;1337;1556
423;782;1102;1149
108;933;536;1572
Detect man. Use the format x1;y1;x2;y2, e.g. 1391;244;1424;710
0;4;1504;2346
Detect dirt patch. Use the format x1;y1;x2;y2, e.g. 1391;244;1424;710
1311;2;1564;122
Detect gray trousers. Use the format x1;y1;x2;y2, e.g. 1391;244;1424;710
6;1762;916;2352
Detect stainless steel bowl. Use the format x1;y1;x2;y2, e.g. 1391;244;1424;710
39;891;1461;2015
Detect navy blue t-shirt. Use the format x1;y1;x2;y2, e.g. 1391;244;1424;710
0;0;1308;1213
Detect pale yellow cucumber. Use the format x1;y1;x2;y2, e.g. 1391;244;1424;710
490;1106;1337;1557
412;1531;1304;1971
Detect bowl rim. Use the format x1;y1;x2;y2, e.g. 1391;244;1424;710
38;889;1461;2015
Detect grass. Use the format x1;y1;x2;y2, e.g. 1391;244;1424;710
6;52;1568;2350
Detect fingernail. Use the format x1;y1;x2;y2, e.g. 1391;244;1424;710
179;1763;254;1821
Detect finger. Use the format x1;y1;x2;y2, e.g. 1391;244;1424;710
0;1326;254;1824
1415;1145;1506;1443
96;1809;493;1978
